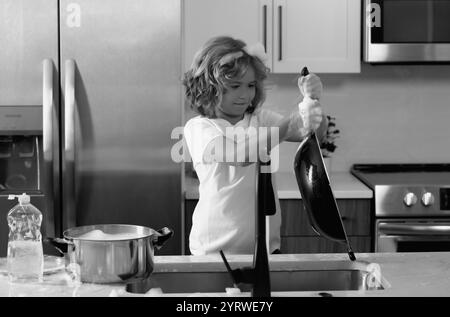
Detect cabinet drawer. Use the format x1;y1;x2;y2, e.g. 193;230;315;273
280;199;372;236
281;236;371;254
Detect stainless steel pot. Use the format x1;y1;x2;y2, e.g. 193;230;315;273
47;224;173;284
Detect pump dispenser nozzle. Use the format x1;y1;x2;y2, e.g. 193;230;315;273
8;193;31;205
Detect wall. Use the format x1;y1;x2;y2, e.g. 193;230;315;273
264;63;450;172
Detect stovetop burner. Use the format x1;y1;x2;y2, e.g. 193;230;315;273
351;164;450;187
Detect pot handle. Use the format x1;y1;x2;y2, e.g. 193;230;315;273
44;237;74;256
152;227;174;249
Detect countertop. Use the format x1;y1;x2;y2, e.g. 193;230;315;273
184;171;373;199
1;252;449;297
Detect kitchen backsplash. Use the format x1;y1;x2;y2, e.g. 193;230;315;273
183;63;450;174
264;64;450;172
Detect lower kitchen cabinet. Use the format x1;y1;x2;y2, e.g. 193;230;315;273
184;198;372;254
280;199;372;253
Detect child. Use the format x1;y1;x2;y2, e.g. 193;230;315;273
183;36;327;255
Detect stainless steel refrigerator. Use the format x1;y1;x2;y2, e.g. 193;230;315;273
0;0;182;255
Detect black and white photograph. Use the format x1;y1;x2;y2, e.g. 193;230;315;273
1;0;450;305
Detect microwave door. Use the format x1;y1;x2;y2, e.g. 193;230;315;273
364;0;450;63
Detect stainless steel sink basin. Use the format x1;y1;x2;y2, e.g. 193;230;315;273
145;260;389;294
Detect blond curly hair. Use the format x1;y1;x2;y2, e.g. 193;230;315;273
183;36;269;118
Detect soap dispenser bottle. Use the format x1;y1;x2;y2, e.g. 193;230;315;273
6;193;44;283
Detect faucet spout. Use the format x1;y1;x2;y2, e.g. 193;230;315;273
220;161;274;297
252;160;273;296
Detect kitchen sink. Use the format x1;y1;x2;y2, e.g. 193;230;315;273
143;260;389;295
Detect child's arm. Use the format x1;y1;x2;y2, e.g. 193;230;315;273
202;113;327;167
281;110;328;143
204;129;275;167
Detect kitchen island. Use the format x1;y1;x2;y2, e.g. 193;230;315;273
1;252;449;297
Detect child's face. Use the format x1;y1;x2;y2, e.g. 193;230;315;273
216;67;256;124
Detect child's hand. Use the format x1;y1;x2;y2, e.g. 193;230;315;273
297;72;323;100
298;98;323;131
297;69;323;132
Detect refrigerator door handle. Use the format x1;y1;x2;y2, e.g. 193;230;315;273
42;59;56;237
64;59;76;229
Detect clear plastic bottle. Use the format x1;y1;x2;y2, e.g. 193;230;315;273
6;193;44;283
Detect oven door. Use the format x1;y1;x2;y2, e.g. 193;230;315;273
376;219;450;252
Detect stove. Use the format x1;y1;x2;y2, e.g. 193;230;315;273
351;164;450;217
351;164;450;252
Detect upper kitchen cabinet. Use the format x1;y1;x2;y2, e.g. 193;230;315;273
183;0;268;71
183;0;361;73
272;0;361;73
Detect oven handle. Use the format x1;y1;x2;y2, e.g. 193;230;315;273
379;223;450;236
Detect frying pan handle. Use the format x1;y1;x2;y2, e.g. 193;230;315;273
153;227;174;249
300;66;309;77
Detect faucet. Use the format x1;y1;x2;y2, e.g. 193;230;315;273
220;160;274;297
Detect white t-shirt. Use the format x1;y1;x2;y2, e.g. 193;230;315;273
183;109;283;255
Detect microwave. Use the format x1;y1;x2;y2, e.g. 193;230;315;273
363;0;450;63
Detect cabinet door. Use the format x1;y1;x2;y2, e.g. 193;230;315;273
273;0;361;73
279;199;373;253
280;199;372;236
183;0;272;71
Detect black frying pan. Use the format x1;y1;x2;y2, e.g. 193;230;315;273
293;67;355;261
